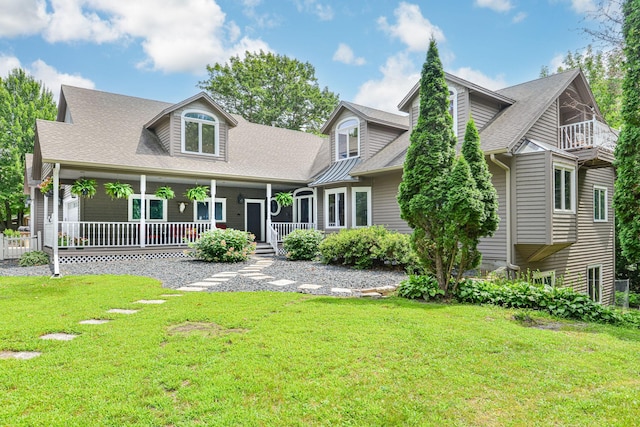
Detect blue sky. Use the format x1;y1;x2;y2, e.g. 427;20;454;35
0;0;606;113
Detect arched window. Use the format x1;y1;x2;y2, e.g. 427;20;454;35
335;117;360;160
181;110;219;155
449;87;458;137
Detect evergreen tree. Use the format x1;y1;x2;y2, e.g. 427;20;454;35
398;39;484;295
614;0;640;263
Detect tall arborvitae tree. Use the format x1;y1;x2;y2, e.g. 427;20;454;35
614;0;640;263
398;39;483;295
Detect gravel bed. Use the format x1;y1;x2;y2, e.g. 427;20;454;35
0;257;407;296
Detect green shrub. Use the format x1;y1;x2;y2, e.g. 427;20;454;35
616;291;640;308
18;251;49;267
397;275;444;301
189;228;256;263
283;229;323;260
2;229;20;238
455;279;640;328
319;226;421;272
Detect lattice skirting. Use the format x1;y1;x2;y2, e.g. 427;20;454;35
58;250;191;264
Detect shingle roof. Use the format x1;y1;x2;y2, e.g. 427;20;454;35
479;69;581;153
36;86;328;183
320;101;409;134
309;157;361;186
350;132;409;176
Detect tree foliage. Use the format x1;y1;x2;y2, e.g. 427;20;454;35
397;40;488;296
613;0;640;263
0;68;56;229
198;50;339;133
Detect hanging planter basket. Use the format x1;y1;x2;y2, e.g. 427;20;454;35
154;186;175;200
70;178;97;198
274;192;294;207
104;181;134;200
185;185;209;201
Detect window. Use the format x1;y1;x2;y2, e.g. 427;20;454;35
182;110;219;155
352;187;371;227
449;87;458;136
587;265;602;303
594;186;608;222
128;195;167;221
325;188;346;228
532;270;556;287
193;198;227;222
336;118;359;160
553;163;575;212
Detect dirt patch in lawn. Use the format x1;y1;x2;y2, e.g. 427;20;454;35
167;322;248;337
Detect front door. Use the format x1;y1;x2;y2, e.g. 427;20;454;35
245;199;265;242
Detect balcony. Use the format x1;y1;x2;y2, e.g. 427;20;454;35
559;119;618;151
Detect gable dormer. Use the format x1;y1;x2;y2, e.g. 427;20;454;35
321;101;408;165
145;92;238;161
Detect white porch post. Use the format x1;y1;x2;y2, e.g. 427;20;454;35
140;175;146;248
313;187;318;229
210;179;216;229
266;183;272;243
52;163;60;277
30;186;35;238
43;190;48;239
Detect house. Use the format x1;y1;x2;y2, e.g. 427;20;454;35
27;69;617;303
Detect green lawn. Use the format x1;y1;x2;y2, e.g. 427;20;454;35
1;275;640;426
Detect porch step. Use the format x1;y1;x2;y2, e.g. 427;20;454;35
255;243;276;257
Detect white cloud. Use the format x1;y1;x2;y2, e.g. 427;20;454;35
570;0;596;14
512;11;527;23
353;52;419;113
294;0;334;21
448;67;507;91
0;0;49;37
550;53;565;71
377;2;445;52
0;55;95;101
474;0;513;12
332;43;365;66
0;0;271;74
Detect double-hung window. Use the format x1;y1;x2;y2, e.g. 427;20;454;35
128;195;167;221
352;187;371;227
193;198;227;222
336;118;359;160
587;265;602;302
182;110;218;155
593;186;607;222
553;163;575;213
325;188;346;228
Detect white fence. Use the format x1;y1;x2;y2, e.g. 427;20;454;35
0;232;41;260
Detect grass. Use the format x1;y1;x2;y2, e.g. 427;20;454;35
1;275;640;426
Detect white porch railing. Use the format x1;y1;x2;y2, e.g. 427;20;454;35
268;225;279;254
271;222;316;242
559;119;617;151
53;222;212;248
0;232;41;260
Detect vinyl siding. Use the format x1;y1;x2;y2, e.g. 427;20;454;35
514;152;548;244
41;163;52;181
366;123;405;162
478;161;507;262
517;167;615;304
525;100;558;146
155;116;171;152
469;94;501;130
170;100;228;161
370;171;411;234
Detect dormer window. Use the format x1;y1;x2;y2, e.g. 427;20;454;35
336;118;359;160
449;87;458;137
182;110;219;156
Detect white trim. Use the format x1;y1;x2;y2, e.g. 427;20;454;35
325;187;347;228
553;162;576;214
449;86;458;137
128;194;168;222
244;198;265;241
335;117;360;161
193;198;227;223
587;264;603;303
532;270;556;287
181;109;220;156
593;185;608;222
351;187;372;227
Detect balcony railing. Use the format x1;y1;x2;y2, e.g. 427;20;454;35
559;119;617;151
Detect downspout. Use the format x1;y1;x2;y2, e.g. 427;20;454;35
52;163;60;277
490;154;520;274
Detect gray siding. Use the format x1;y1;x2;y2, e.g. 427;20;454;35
169;100;228;161
514;152;548;244
370;171;411;234
41;163;52;181
518;167;615;304
155;116;171;152
478;161;507;262
366;123;404;162
525;100;558;146
469;94;501;131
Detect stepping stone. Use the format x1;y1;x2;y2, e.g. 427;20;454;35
361;292;382;298
298;284;322;290
107;309;139;314
40;333;77;341
214;272;238;277
331;288;352;294
203;277;230;282
176;286;206;292
238;267;263;271
135;300;166;304
248;275;273;281
241;272;269;277
79;319;110;325
268;279;297;287
0;351;41;360
182;282;216;288
160;294;184;297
